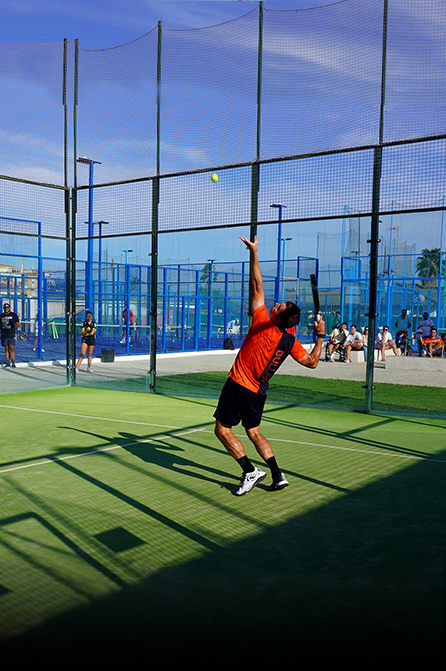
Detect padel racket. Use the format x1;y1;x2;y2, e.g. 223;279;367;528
310;273;321;322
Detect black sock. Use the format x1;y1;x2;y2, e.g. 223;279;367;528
266;456;281;479
237;456;255;474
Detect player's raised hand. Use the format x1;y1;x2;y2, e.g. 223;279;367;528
240;235;258;254
314;316;325;337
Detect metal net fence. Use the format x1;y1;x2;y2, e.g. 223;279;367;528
1;0;446;415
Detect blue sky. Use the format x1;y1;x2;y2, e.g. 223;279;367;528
1;0;446;269
1;0;332;47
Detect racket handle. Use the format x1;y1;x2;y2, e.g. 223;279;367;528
315;314;321;322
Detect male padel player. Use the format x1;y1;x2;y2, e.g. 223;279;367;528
1;303;20;368
214;236;325;496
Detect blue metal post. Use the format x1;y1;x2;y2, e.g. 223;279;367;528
194;270;200;351
37;221;43;358
224;272;229;340
207;260;214;349
123;249;133;354
240;261;246;335
162;267;167;352
438;197;445;329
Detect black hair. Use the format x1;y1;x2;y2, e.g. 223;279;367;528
277;302;301;329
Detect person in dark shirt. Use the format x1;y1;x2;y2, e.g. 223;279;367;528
75;311;96;373
0;303;20;368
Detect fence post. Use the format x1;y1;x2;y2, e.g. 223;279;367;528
148;21;162;393
364;0;388;413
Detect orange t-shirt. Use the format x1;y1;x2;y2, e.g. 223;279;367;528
229;305;307;395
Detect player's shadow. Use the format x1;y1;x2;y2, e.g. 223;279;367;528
59;426;239;492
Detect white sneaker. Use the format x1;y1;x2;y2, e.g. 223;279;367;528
235;467;266;496
119;339;125;344
87;367;93;373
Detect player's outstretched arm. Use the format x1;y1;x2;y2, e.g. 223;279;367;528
240;235;264;311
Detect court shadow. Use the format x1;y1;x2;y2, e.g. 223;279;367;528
58;425;238;492
3;445;444;663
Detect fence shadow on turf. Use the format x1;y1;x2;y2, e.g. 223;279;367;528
261;408;443;461
1;442;444;662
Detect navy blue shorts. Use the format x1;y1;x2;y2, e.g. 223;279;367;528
1;337;15;347
213;377;266;430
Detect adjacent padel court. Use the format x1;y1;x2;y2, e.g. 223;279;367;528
0;383;444;658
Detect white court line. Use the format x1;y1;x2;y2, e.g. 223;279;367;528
1;404;445;473
261;436;446;464
0;429;204;475
0;403;181;430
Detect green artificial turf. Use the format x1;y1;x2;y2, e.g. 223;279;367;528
0;386;444;661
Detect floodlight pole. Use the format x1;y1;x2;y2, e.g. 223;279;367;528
77;156;101;313
85;220;109;326
271;203;286;303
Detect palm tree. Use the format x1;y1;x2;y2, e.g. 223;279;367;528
415;248;444;288
199;263;219;294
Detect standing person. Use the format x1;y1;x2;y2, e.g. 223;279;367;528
33;310;45;353
395;308;411;334
214;235;326;496
120;304;134;343
345;324;364;363
76;311;96;373
1;303;20;368
395;308;412;354
415;312;435;356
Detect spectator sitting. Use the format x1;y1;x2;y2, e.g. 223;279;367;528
345;324;364;363
395;329;411;355
375;326;399;361
325;322;348;361
420;327;444;358
362;326;369;360
415;312;434;356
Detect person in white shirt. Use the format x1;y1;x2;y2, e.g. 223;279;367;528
375;326;399;361
345;325;364;363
